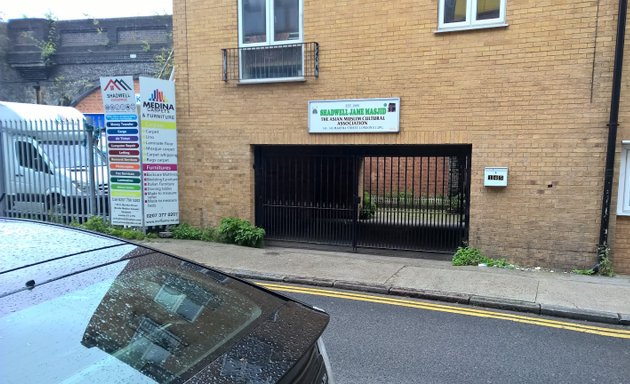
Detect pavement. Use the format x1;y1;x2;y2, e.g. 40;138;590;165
143;239;630;326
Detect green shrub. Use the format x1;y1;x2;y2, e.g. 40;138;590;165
452;246;510;268
82;216;112;234
79;216;146;240
218;217;265;248
359;192;377;220
171;223;204;240
452;246;485;266
110;227;146;240
200;227;216;242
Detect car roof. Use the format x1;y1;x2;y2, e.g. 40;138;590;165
0;218;125;272
0;219;330;384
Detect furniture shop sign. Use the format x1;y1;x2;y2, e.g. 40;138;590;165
308;98;400;133
139;77;179;226
100;76;143;227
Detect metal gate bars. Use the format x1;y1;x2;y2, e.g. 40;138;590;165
254;145;471;253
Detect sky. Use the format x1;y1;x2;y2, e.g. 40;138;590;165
0;0;172;21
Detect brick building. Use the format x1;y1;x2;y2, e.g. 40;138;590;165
172;0;630;273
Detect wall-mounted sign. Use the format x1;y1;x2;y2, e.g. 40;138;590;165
484;167;509;187
308;98;400;134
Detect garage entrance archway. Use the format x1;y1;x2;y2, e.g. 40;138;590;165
254;145;471;254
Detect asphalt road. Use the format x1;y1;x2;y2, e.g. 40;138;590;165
265;283;630;384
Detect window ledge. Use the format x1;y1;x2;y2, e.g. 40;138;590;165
238;77;306;85
434;23;508;34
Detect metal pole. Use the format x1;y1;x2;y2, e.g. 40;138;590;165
0;122;6;217
85;121;97;217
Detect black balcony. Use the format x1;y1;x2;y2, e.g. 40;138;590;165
222;42;319;82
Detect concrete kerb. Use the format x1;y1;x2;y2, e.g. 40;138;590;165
229;270;630;326
389;287;470;304
540;304;622;325
470;295;541;314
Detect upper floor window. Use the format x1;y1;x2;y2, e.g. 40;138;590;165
241;0;301;45
238;0;304;82
438;0;507;32
618;143;630;216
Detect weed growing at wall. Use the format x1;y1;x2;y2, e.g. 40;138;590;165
452;246;511;268
597;245;615;277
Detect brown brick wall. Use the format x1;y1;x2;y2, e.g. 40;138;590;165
173;0;630;271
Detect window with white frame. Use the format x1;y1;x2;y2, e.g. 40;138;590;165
238;0;304;81
617;144;630;215
438;0;507;32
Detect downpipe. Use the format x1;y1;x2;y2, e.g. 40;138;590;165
598;0;628;268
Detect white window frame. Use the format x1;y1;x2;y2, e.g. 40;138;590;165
617;143;630;215
437;0;507;33
237;0;305;83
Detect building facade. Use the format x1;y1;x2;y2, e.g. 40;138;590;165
173;0;630;273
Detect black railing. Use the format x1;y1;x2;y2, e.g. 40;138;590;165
222;42;319;82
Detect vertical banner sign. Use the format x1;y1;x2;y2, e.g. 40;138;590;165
100;76;143;226
139;77;179;226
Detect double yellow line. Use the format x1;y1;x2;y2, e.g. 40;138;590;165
259;282;630;340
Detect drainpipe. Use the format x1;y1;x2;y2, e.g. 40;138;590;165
598;0;628;262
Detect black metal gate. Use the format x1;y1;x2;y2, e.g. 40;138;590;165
254;145;471;253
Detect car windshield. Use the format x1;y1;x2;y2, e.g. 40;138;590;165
0;251;285;384
41;143;105;169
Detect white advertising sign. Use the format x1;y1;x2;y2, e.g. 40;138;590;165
139;77;179;226
308;98;400;133
100;76;144;227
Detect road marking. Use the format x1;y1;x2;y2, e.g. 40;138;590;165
259;282;630;340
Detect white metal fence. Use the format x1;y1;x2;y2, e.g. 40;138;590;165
0;118;109;224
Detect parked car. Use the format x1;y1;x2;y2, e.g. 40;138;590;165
0;218;333;384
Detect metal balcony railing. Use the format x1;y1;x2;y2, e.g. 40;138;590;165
222;42;319;82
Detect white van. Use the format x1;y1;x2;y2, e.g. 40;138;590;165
0;102;109;220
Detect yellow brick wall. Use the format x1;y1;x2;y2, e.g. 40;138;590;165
173;0;630;271
613;3;630;275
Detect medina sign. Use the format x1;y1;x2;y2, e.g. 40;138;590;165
100;76;179;228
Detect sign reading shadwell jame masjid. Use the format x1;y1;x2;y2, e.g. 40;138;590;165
308;98;400;134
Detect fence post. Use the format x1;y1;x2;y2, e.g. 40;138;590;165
85;121;97;217
0;122;6;217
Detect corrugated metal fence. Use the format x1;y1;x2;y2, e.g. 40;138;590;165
0;118;109;224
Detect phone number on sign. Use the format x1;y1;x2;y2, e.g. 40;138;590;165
146;212;178;218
